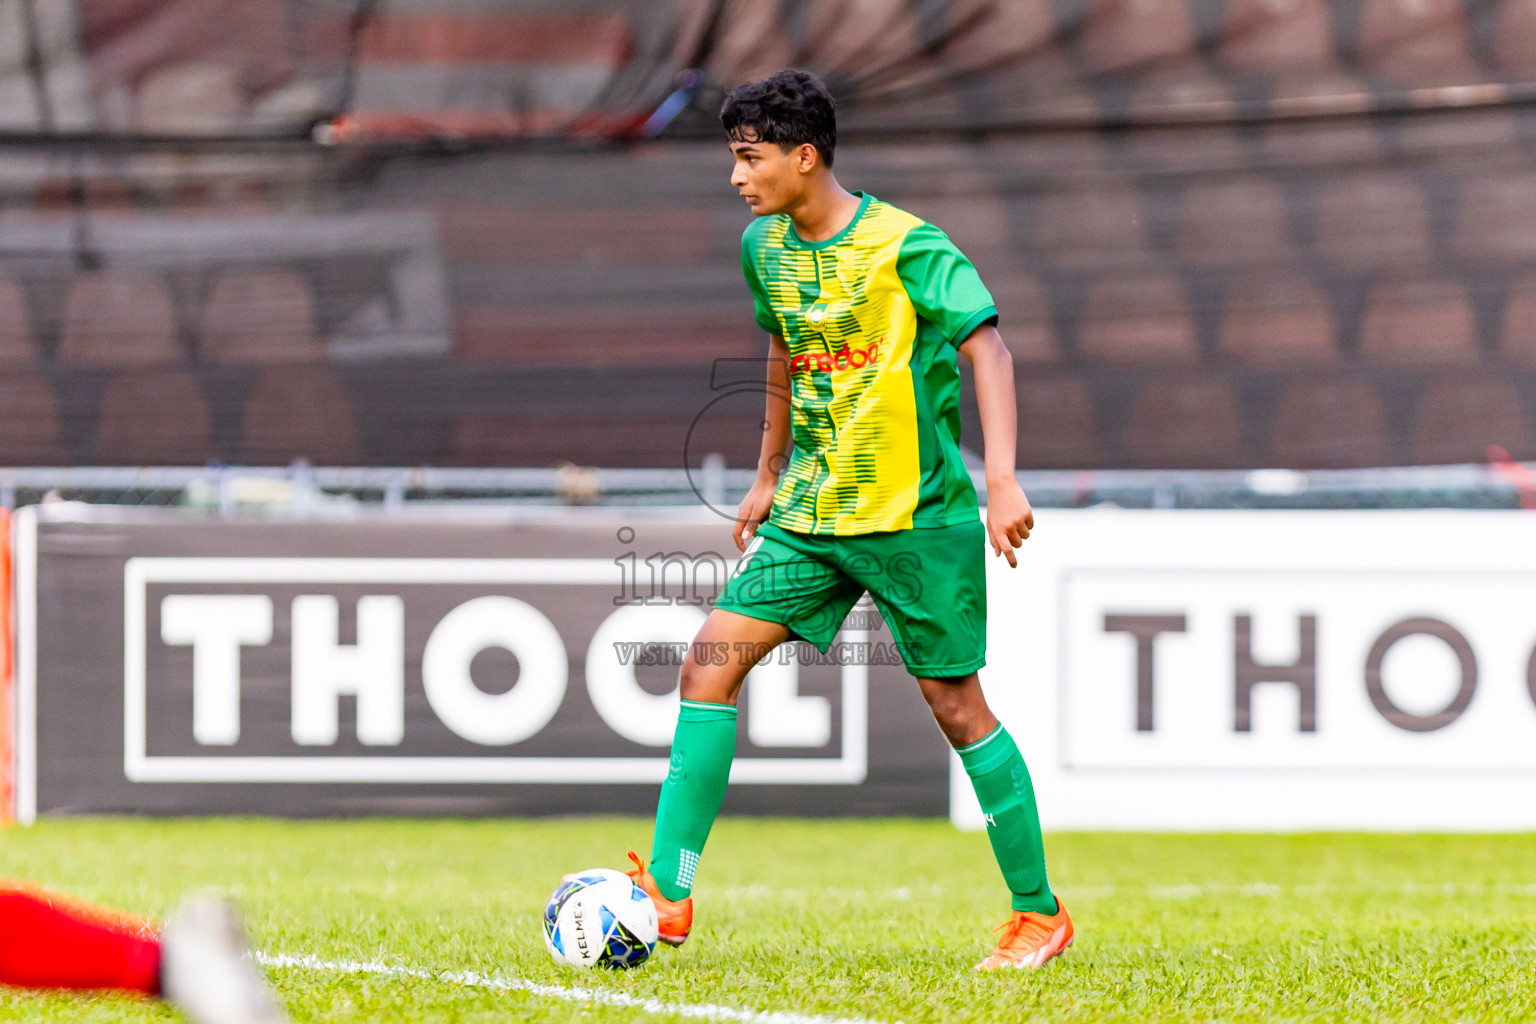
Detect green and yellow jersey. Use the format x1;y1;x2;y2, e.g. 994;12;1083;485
741;190;998;535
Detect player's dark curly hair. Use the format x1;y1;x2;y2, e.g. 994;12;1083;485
720;70;837;168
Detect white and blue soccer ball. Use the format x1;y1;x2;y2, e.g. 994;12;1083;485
542;868;658;969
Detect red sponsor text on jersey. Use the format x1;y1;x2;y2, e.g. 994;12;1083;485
788;339;882;375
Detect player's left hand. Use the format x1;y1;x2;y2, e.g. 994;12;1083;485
985;478;1034;568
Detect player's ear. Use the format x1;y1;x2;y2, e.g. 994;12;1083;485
795;142;819;174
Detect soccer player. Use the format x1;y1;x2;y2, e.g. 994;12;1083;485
625;69;1072;971
0;884;287;1022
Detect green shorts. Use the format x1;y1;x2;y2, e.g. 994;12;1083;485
714;517;988;677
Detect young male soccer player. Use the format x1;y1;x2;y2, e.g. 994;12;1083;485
625;70;1072;970
0;884;286;1022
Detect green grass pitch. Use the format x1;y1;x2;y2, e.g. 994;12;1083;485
0;818;1532;1023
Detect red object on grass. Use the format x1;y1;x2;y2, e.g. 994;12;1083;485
0;885;161;994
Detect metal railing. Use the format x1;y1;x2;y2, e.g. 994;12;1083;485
1;457;1533;515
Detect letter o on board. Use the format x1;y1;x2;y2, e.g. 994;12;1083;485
1364;618;1476;732
422;596;568;745
587;603;708;746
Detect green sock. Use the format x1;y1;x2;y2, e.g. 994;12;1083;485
957;724;1057;915
648;699;738;902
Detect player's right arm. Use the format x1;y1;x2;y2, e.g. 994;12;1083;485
734;332;791;552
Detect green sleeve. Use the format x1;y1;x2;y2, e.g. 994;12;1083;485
740;228;782;335
896;223;998;347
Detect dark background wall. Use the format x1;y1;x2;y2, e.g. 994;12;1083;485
2;0;1536;470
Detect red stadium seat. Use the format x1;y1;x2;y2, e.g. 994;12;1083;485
1452;173;1536;266
1123;70;1250;172
0;373;66;464
804;0;922;80
1016;378;1100;468
1219;271;1338;363
447;414;754;469
201;271;322;364
1397;107;1517;157
1498;275;1536;366
1031;179;1152;271
1077;0;1197;73
1493;0;1536;79
938;0;1057;73
136;62;246;134
704;0;798;88
1128;376;1246;468
985;273;1058;364
58;272;183;366
1358;276;1478;363
95;371;212;465
1173;176;1296;268
239;367;359;465
1260;75;1384;165
1217;0;1338;73
1413;378;1530;464
0;273;37;363
897;193;1012;266
1356;0;1481;86
1272;379;1388;468
1313;172;1431;270
1077;270;1200;365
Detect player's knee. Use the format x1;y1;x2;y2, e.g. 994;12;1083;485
678;655;740;705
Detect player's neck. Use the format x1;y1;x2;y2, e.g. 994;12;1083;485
786;179;861;242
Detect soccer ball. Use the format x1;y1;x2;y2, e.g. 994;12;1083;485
542;868;658;969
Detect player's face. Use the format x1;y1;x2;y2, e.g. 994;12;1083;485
729;140;808;216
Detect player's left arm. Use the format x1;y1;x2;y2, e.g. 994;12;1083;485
958;325;1033;568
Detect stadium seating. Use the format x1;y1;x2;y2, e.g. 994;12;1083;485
1077;0;1198;73
0;273;37;362
1492;0;1536;79
937;0;1058;73
0;372;66;464
1412;377;1531;464
1218;271;1338;363
448;413;761;469
95;371;212;464
1313;173;1432;269
1173;176;1296;268
1076;270;1201;365
1356;0;1481;86
1127;376;1246;467
1358;275;1479;363
238;367;359;465
58;272;183;365
1272;379;1388;467
705;0;798;88
1498;275;1536;366
201;271;322;364
1015;378;1101;468
136;63;244;134
1452;173;1536;265
1030;180;1152;271
1217;0;1338;74
984;273;1058;363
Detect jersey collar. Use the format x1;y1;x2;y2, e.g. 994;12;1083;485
783;190;874;251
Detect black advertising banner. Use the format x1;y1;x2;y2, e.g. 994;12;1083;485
15;507;951;819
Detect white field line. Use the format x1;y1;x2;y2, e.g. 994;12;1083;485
260;953;896;1024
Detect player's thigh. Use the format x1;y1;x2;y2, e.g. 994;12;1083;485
841;518;989;678
679;608;795;703
715;522;865;655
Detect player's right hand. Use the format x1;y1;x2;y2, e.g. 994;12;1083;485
734;477;777;551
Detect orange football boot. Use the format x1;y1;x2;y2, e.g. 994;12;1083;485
626;850;693;947
976;899;1074;970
